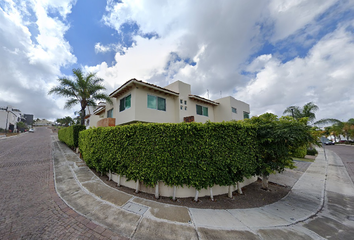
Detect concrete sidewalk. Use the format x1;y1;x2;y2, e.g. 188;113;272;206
52;136;354;239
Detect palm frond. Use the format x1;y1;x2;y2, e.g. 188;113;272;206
314;118;341;126
64;98;79;109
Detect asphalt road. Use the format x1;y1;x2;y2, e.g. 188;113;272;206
0;127;126;239
324;144;354;184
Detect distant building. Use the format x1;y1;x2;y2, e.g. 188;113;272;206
33;119;53;126
23;114;34;126
0;106;25;132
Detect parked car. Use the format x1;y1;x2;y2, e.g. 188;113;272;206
28;128;34;133
324;141;334;145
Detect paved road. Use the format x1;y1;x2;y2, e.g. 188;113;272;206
325;144;354;184
0;128;126;239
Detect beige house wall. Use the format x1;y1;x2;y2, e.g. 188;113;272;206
91;80;250;126
134;87;177;123
214;96;250;122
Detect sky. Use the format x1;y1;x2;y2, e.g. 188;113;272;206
1;0;354;123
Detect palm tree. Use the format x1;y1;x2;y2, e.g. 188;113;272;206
283;102;319;125
49;68;113;125
315;118;354;141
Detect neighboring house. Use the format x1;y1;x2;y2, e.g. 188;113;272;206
0;106;25;132
84;103;106;128
89;79;250;127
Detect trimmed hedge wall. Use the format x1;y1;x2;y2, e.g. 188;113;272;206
58;125;86;148
79;122;259;190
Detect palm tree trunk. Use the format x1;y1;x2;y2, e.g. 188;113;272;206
80;108;85;125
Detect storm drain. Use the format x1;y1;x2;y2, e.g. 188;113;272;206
123;202;148;215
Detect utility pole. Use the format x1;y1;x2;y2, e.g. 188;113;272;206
5;107;9;136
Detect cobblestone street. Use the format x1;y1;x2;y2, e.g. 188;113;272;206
0;128;126;239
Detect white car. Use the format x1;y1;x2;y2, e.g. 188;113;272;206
28;128;34;133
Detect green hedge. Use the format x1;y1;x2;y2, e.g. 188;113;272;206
290;144;308;158
58;125;86;148
79;122;259;190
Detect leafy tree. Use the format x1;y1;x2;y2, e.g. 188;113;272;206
56;116;74;127
17;121;26;129
247;113;315;190
48;68;112;125
315;118;354;141
283;102;319;125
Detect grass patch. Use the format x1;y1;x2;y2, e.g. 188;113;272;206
292;157;315;162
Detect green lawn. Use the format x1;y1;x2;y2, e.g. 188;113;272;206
292;157;315;162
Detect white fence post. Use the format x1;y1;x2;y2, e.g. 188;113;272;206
194;190;199;202
237;182;243;194
172;186;177;201
210;187;214;201
228;185;233;198
135;180;139;193
155;181;159;199
117;175;121;187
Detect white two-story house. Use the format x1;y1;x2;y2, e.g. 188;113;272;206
88;79;250;127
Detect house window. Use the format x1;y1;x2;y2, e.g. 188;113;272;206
184;100;187;105
180;99;183;104
196;105;208;116
148;95;166;111
243;112;250;119
185;106;187;110
120;95;131;112
107;108;113;118
180;105;183;110
232;107;237;113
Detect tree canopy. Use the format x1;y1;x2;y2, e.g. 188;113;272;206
48;68;112;125
246;113;315;189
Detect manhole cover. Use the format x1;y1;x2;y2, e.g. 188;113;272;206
347;216;354;221
123;202;148;215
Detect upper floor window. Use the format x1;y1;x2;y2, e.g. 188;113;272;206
148;95;166;111
243;112;250;119
107;108;113;118
232;107;237;113
196;105;208;117
120;95;131;112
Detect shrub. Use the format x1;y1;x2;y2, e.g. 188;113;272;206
306;148;318;156
290;144;308;158
79;122;259;190
58;125;86;148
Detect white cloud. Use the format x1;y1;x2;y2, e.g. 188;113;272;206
0;0;76;120
98;0;354;122
235;23;354;121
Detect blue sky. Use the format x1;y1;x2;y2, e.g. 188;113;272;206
1;0;354;122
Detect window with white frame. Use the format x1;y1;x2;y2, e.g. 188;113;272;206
148;95;166;111
232;107;237;113
196;105;208;116
119;95;131;112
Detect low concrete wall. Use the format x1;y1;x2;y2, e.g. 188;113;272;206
110;173;257;198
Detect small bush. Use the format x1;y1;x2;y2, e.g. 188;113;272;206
290;144;307;158
306;148;318;156
58;125;86;148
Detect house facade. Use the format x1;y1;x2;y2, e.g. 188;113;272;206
88;79;250;127
0;106;25;132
